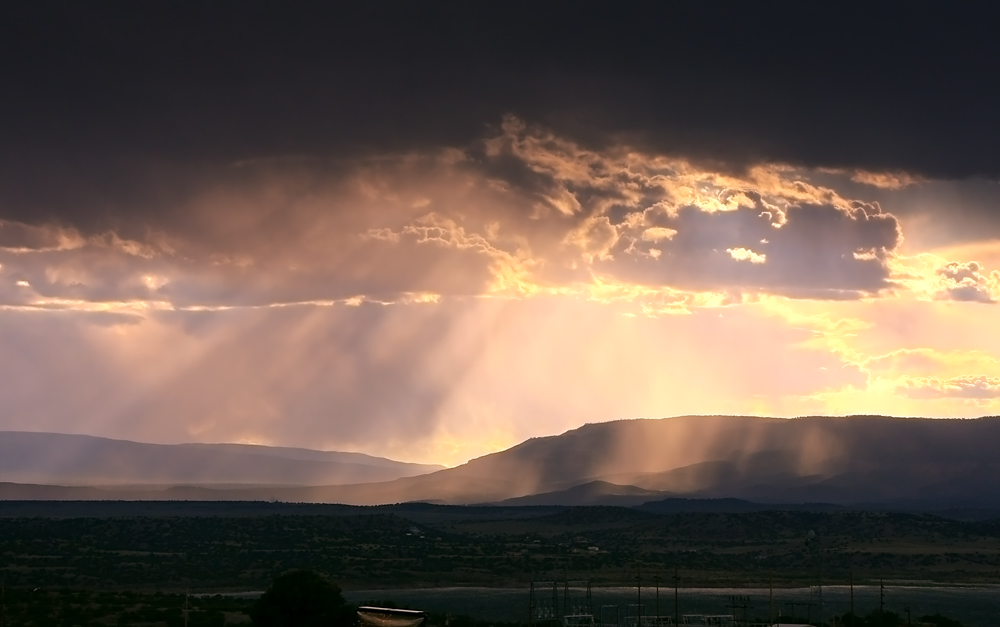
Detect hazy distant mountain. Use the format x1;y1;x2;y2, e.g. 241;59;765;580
0;432;443;486
6;416;1000;508
282;414;1000;506
493;480;669;507
447;415;1000;506
635;497;846;514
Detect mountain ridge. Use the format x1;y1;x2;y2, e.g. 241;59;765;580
5;416;1000;507
0;431;443;486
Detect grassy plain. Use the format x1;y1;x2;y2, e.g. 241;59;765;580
1;502;999;625
3;502;1000;592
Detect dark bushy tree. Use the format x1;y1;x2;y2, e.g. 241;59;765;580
920;614;963;627
839;611;863;626
837;610;964;627
873;610;901;626
250;570;351;627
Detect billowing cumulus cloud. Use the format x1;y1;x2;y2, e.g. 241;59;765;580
604;199;900;298
849;170;922;190
0;121;911;312
934;261;1000;303
890;253;1000;305
727;248;767;264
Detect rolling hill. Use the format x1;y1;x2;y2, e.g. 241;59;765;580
0;431;443;486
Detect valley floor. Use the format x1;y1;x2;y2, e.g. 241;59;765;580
2;501;999;625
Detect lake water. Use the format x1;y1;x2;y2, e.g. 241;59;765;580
345;584;1000;626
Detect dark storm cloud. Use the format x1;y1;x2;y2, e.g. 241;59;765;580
0;159;510;308
0;220;79;250
605;199;901;298
1;3;998;229
0;119;912;307
465;119;905;299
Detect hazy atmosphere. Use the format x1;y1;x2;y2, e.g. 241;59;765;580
3;4;1000;467
5;7;1000;627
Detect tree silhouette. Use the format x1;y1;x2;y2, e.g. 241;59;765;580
920;614;964;627
250;570;350;627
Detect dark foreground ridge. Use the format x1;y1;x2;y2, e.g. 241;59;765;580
3;497;998;522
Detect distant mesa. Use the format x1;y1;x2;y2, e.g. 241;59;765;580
0;431;443;488
4;416;1000;510
493;480;668;507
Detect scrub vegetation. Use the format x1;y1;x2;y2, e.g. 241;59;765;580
3;506;1000;590
0;503;995;625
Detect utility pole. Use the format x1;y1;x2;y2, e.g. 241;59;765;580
768;572;773;627
553;581;559;621
653;574;660;624
673;568;679;627
183;589;190;627
818;543;824;627
849;570;855;626
564;569;569;620
726;596;750;627
529;580;536;627
785;602;814;623
636;566;642;627
879;579;885;627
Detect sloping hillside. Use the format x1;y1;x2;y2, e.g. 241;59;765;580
0;431;443;486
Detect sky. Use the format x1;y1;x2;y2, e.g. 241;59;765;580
1;4;1000;466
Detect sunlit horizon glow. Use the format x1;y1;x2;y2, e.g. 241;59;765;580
2;119;999;466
